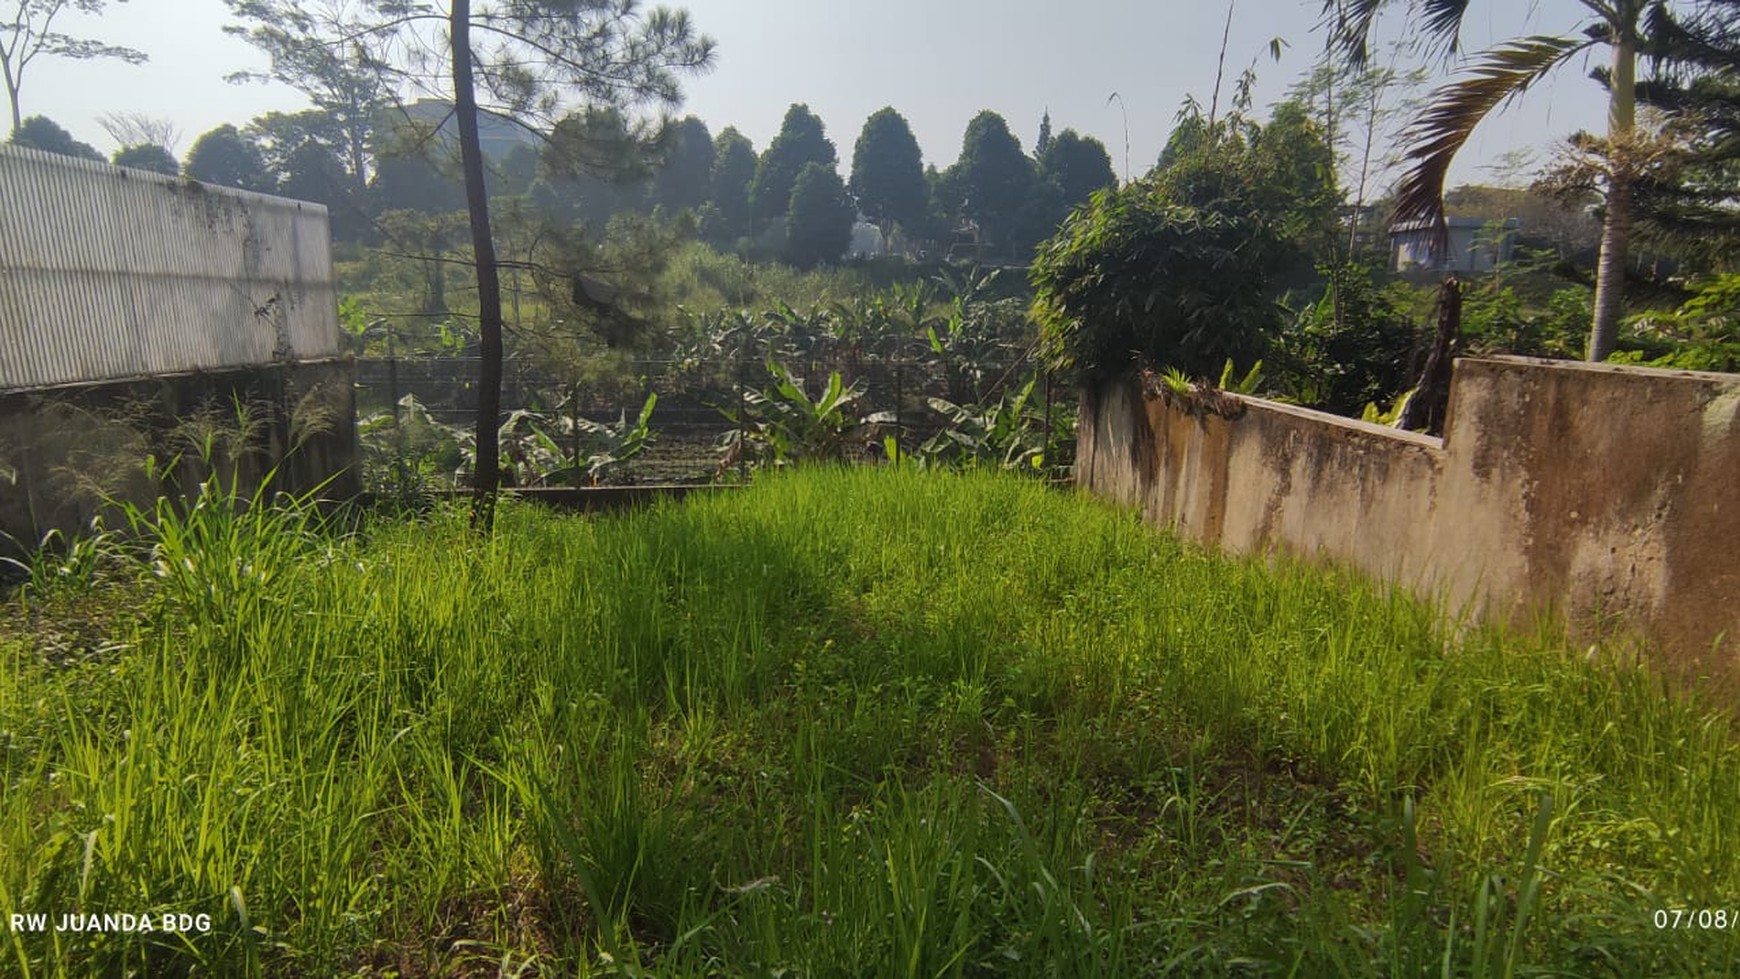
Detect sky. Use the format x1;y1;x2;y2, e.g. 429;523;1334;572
25;0;1615;189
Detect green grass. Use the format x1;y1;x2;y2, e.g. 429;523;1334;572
2;467;1736;976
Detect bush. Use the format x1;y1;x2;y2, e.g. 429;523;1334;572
1030;102;1334;384
1030;183;1289;382
1275;264;1427;415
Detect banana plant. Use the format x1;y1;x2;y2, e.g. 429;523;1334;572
716;362;894;467
918;376;1051;472
499;393;659;487
762;300;831;360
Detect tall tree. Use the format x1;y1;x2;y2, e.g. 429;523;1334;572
7;113;99;158
97;111;179;155
954;110;1034;256
226;0;712;527
706;125;756;244
1039;128;1117;210
246;109;371;237
750;103;834;228
1326;0;1684;361
184;123;275;192
849;106;927;245
111;142;178;175
648;114;713;214
1035;108;1053;157
784;160;853;268
1627;1;1740;270
225;0;392;192
1;0;146;134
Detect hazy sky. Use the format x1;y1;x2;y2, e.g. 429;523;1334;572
27;0;1613;188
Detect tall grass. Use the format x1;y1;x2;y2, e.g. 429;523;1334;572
1;467;1735;975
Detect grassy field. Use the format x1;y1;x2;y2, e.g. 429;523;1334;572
1;468;1736;976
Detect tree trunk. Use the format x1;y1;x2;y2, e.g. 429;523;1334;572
3;64;19;135
1587;31;1636;363
451;0;505;531
1398;275;1460;436
1588;178;1632;362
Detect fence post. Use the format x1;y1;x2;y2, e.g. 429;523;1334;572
893;359;903;468
387;333;401;425
737;343;749;483
571;382;583;488
1043;370;1053;477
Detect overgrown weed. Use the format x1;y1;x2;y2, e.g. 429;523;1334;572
1;468;1734;976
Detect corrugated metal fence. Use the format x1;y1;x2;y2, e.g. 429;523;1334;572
0;144;340;391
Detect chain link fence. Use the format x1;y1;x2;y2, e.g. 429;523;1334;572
354;354;1074;485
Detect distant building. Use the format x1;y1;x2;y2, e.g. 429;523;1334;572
848;220;886;259
397;99;536;160
1390;216;1520;274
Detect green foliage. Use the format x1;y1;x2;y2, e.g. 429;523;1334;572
1218;357;1265;394
750;103;835;227
183;123;273;192
499;392;659;486
1360;388;1415;426
646;115;714;215
357;390;659;493
1611;272;1740;372
849;107;928;239
926;267;1032;403
1462;284;1589;359
110;142;179;176
1031;183;1288;382
1037;128;1117;211
783;161;854;269
356;394;465;502
7;114;102;160
1032;98;1339;383
371;147;464;215
919;376;1058;472
1277;264;1426;415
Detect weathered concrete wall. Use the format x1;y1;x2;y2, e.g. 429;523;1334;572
0;360;356;560
1077;356;1740;679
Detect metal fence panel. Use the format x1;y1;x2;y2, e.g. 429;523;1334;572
0;144;340;391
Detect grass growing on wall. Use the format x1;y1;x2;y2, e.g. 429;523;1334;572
1;468;1736;976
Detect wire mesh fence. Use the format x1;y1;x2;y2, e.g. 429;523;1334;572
354;353;1073;485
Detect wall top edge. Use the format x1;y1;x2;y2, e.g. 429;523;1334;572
0;143;332;216
1215;391;1447;450
1461;355;1740;387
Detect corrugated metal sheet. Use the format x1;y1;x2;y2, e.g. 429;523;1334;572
0;144;341;391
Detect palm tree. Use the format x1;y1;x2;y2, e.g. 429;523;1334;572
1325;0;1677;362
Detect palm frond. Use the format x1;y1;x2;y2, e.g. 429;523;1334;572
1322;0;1470;66
1392;35;1598;232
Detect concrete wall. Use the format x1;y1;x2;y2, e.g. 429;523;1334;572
1077;356;1740;680
0;360;357;560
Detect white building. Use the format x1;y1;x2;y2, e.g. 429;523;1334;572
1391;216;1520;274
